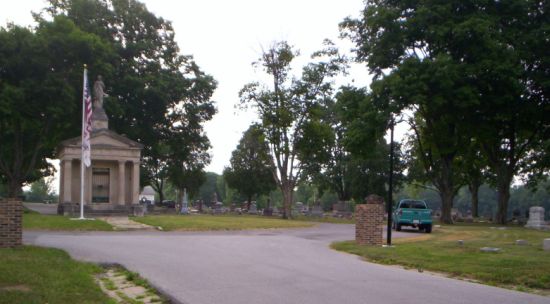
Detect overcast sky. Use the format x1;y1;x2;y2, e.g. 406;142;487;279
3;0;391;191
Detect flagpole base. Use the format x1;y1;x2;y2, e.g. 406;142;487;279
70;217;95;221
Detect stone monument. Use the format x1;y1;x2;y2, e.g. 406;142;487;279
332;201;352;218
211;193;223;214
292;202;305;216
248;201;258;215
58;76;143;216
525;206;549;230
310;202;324;217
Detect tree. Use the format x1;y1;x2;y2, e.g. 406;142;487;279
196;172;220;206
26;177;54;202
43;0;217;201
458;139;491;218
239;41;346;218
0;18;112;197
223;124;276;210
301;86;405;204
340;0;550;223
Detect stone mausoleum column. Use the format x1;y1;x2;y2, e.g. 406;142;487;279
132;161;140;204
118;160;126;205
355;194;385;246
62;159;72;203
0;198;22;248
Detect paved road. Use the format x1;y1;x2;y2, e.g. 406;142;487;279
24;225;549;304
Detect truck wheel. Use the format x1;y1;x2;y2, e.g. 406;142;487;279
396;223;402;231
425;225;432;233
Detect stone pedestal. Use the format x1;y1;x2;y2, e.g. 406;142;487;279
355;195;385;246
0;199;22;248
525;206;549;230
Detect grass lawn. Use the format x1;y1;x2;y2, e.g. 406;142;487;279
23;213;113;231
332;223;550;294
0;246;115;304
133;214;314;231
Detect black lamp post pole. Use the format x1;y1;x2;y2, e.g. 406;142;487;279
387;118;394;246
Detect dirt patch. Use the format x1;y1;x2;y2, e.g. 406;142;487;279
0;285;31;292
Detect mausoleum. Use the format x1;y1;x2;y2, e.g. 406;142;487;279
58;76;143;215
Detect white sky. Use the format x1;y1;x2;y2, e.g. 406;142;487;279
3;0;410;193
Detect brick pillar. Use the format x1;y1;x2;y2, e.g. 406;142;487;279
0;199;23;248
355;194;385;246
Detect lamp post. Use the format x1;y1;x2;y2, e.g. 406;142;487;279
386;117;395;246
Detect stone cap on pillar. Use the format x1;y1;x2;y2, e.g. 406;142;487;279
365;194;385;205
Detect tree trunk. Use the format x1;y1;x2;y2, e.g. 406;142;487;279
247;195;252;210
469;183;480;218
439;187;454;224
496;182;511;225
437;158;455;224
158;191;164;205
281;185;293;219
7;179;22;198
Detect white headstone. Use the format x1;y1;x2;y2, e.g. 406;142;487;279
525;206;549;230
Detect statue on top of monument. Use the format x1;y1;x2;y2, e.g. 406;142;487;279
93;75;108;110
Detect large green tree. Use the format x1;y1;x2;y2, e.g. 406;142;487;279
307;86;405;203
0;18;112;197
223;124;276;209
42;0;217;200
341;0;548;224
239;41;346;218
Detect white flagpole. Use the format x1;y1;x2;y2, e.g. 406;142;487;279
79;65;87;220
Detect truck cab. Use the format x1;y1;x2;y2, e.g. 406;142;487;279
393;199;433;233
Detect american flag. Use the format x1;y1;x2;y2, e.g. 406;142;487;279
81;67;92;167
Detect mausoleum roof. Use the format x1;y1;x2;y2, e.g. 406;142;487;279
59;129;143;150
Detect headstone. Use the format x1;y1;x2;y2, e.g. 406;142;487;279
198;200;203;213
291;202;303;216
480;247;501;253
525;206;549;230
543;239;550;251
465;210;474;223
263;198;273;216
213;201;223;215
451;208;463;222
263;207;273;216
248;202;258;215
310;205;324;217
457;240;464;246
332;201;352;218
515;239;528;246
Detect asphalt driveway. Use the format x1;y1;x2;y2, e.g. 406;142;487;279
24;224;549;304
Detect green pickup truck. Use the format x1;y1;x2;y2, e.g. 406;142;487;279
392;199;433;233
